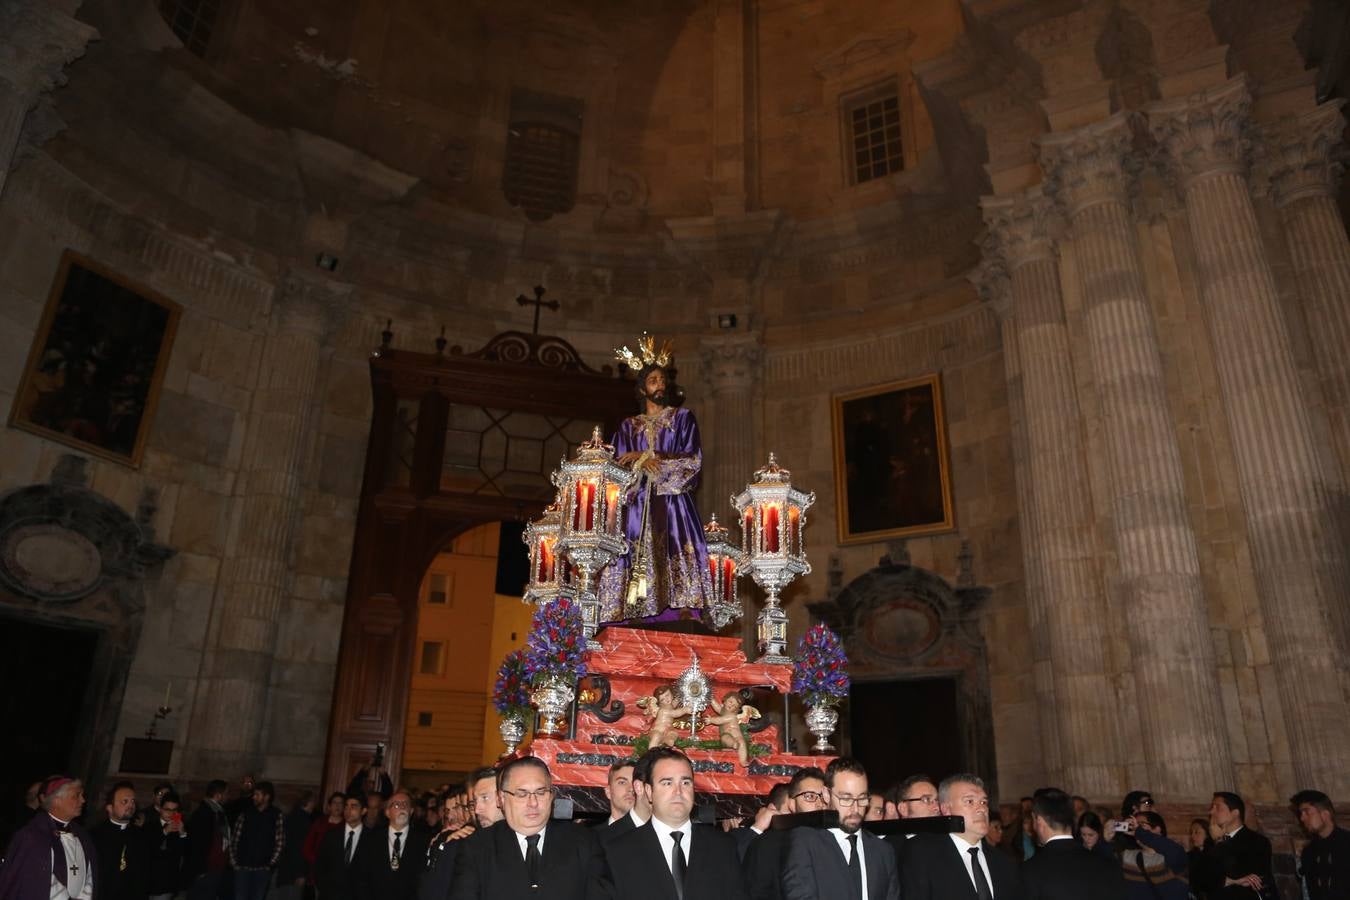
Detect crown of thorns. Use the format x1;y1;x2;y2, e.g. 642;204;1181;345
613;333;673;371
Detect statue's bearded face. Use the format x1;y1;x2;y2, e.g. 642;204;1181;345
642;368;667;403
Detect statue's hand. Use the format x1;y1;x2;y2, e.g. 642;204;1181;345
617;451;642;467
641;456;661;475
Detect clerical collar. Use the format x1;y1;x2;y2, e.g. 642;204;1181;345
1045;834;1074;843
49;814;71;827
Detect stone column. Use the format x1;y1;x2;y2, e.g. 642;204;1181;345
1039;113;1232;795
1148;77;1350;795
982;187;1122;798
0;1;98;200
186;273;335;774
700;333;762;648
711;0;753;214
1265;100;1350;492
971;256;1063;786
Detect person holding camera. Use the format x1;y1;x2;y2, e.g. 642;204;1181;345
1113;812;1190;900
146;791;188;900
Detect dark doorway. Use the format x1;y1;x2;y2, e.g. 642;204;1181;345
0;614;98;831
850;677;962;793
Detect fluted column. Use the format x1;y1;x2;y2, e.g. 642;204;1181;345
1265;100;1350;492
187;273;334;774
971;256;1063;785
1039;113;1232;795
700;333;762;648
982;187;1121;797
1148;77;1350;795
0;1;98;199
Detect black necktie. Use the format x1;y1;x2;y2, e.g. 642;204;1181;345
391;832;402;870
968;846;994;900
670;831;686;900
525;833;541;888
848;833;863;900
344;830;354;864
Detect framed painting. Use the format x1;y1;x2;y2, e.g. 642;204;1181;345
9;251;181;467
831;373;955;544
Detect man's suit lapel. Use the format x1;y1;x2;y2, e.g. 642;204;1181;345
538;822;568;883
861;832;889;900
942;838;979;900
493;822;530;890
638;823;680;900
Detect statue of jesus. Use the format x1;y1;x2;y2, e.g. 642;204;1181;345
597;335;714;624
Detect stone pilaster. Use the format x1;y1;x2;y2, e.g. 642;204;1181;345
1148;77;1350;795
699;333;762;648
1264;100;1350;493
971;254;1063;786
185;273;336;775
0;0;98;199
982;187;1121;798
1039;112;1233;796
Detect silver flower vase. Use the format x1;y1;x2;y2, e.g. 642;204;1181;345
498;714;527;756
804;701;839;753
530;674;575;738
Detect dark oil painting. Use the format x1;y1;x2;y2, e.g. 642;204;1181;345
9;252;180;467
832;374;955;544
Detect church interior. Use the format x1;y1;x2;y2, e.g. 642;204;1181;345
2;0;1349;875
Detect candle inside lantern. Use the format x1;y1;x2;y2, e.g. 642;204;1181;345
604;484;620;532
722;557;735;605
765;504;780;553
788;506;801;555
574;481;596;530
538;537;554;583
744;510;754;553
708;556;717;588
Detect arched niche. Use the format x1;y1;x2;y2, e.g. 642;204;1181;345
808;551;997;797
0;454;173;805
324;332;635;792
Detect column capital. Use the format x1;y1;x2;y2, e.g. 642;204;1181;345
1145;75;1253;190
968;245;1012;319
699;332;763;393
980;185;1063;270
278;270;349;339
1039;111;1140;215
1258;100;1349;208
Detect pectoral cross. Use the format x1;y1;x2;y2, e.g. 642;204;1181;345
69;862;79;877
516;285;559;334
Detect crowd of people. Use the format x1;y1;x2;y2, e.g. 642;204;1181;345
2;755;1347;900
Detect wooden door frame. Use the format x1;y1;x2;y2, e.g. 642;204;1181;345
322;333;634;793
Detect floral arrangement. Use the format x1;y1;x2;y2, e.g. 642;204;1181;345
791;624;850;708
522;596;587;684
492;650;532;720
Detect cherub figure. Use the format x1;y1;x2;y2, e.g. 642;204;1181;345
640;684;691;749
706;691;760;767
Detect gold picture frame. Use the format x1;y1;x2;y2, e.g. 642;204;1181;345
831;373;955;545
9;251;181;468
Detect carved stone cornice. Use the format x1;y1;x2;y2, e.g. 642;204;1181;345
1257;99;1349;208
1039;111;1141;215
0;0;99;98
699;332;763;393
1145;76;1254;190
979;185;1063;270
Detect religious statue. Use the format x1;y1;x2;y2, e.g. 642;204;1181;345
637;684;692;749
597;334;715;623
705;691;760;767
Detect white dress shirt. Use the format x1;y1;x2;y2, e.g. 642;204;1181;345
514;826;546;861
629;808;648;828
830;828;869;900
950;834;995;898
650;817;693;874
343;824;363;862
387;828;408;861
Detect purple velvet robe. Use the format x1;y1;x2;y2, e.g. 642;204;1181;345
598;406;714;622
0;813;97;900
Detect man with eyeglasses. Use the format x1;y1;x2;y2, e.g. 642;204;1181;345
355;790;426;900
901;774;1024;900
783;758;899;900
884;773;941;879
743;767;828;900
448;756;610;900
1109;791;1155;855
606;746;747;900
420;769;496;900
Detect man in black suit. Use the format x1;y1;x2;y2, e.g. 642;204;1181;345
420;769;500;900
315;792;370;900
1206;792;1275;899
901;773;1024;900
782;757;900;900
606;747;748;900
744;768;827;900
1291;789;1350;900
733;783;790;863
448;756;610;900
885;773;941;879
604;760;636;826
356;790;427;900
1021;787;1123;900
603;751;655;845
